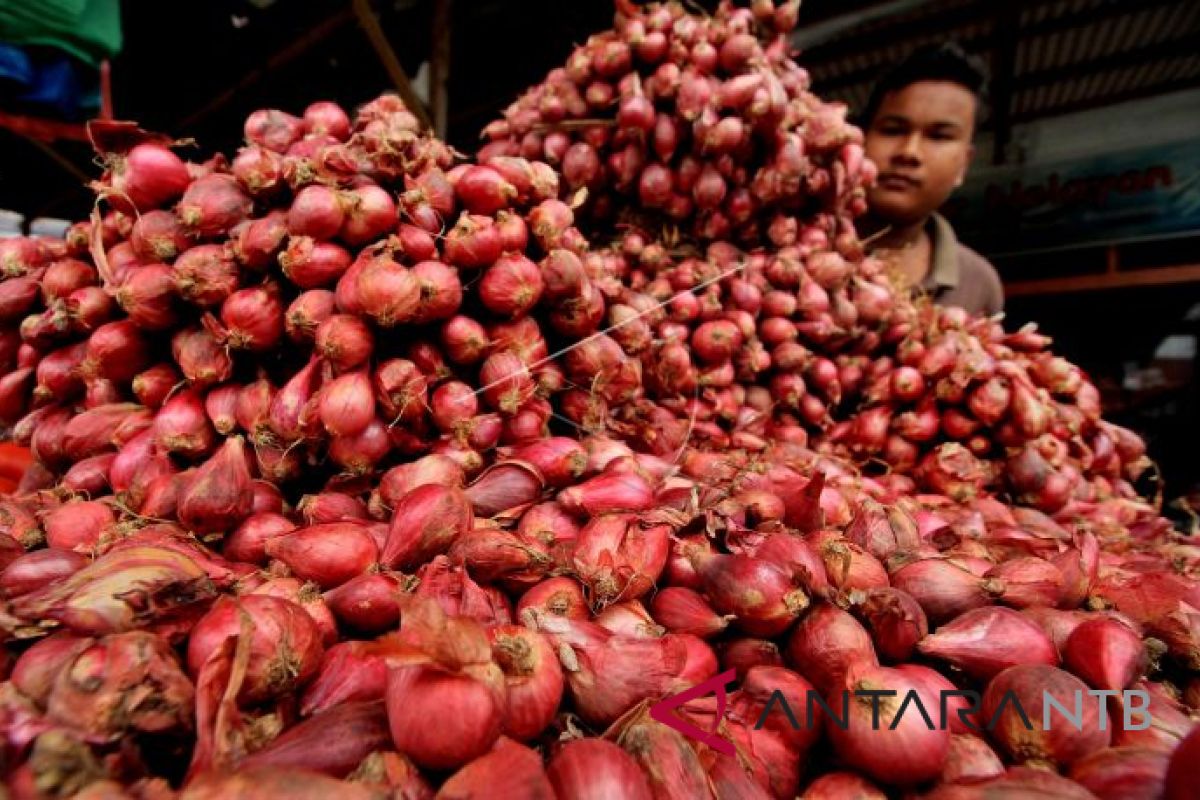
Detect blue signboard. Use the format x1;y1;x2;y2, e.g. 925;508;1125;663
943;140;1200;256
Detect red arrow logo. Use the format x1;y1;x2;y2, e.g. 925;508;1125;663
649;668;737;756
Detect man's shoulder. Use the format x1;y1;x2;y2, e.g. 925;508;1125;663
930;213;1000;285
954;241;1004;313
956;241;1001;285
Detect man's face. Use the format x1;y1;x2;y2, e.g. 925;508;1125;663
864;80;977;226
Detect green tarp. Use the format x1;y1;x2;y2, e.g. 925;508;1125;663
0;0;122;66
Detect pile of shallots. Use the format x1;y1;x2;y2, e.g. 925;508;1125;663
478;0;1153;509
0;1;1194;798
480;0;867;248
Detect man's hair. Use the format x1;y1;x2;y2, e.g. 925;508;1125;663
859;42;989;127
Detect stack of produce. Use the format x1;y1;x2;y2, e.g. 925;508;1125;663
479;0;1155;516
0;1;1192;798
480;0;863;247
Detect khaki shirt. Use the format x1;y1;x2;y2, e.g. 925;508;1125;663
922;213;1005;317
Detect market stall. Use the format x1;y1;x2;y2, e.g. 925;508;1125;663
0;1;1195;797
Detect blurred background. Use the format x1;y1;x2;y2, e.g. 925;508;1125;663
1;0;1198;505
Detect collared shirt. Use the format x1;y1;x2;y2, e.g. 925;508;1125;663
922;212;1005;317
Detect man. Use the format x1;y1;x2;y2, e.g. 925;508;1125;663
860;43;1004;317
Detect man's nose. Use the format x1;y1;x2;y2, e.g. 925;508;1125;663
893;133;922;165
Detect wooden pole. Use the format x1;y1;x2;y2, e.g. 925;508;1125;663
1006;264;1200;297
990;5;1019;166
180;9;354;130
352;0;433;131
430;0;452;140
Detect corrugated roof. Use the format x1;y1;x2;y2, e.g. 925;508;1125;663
802;0;1200;130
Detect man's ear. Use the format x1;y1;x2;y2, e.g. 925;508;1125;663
954;143;975;188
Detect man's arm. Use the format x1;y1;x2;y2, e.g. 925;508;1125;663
981;259;1004;316
956;243;1005;317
